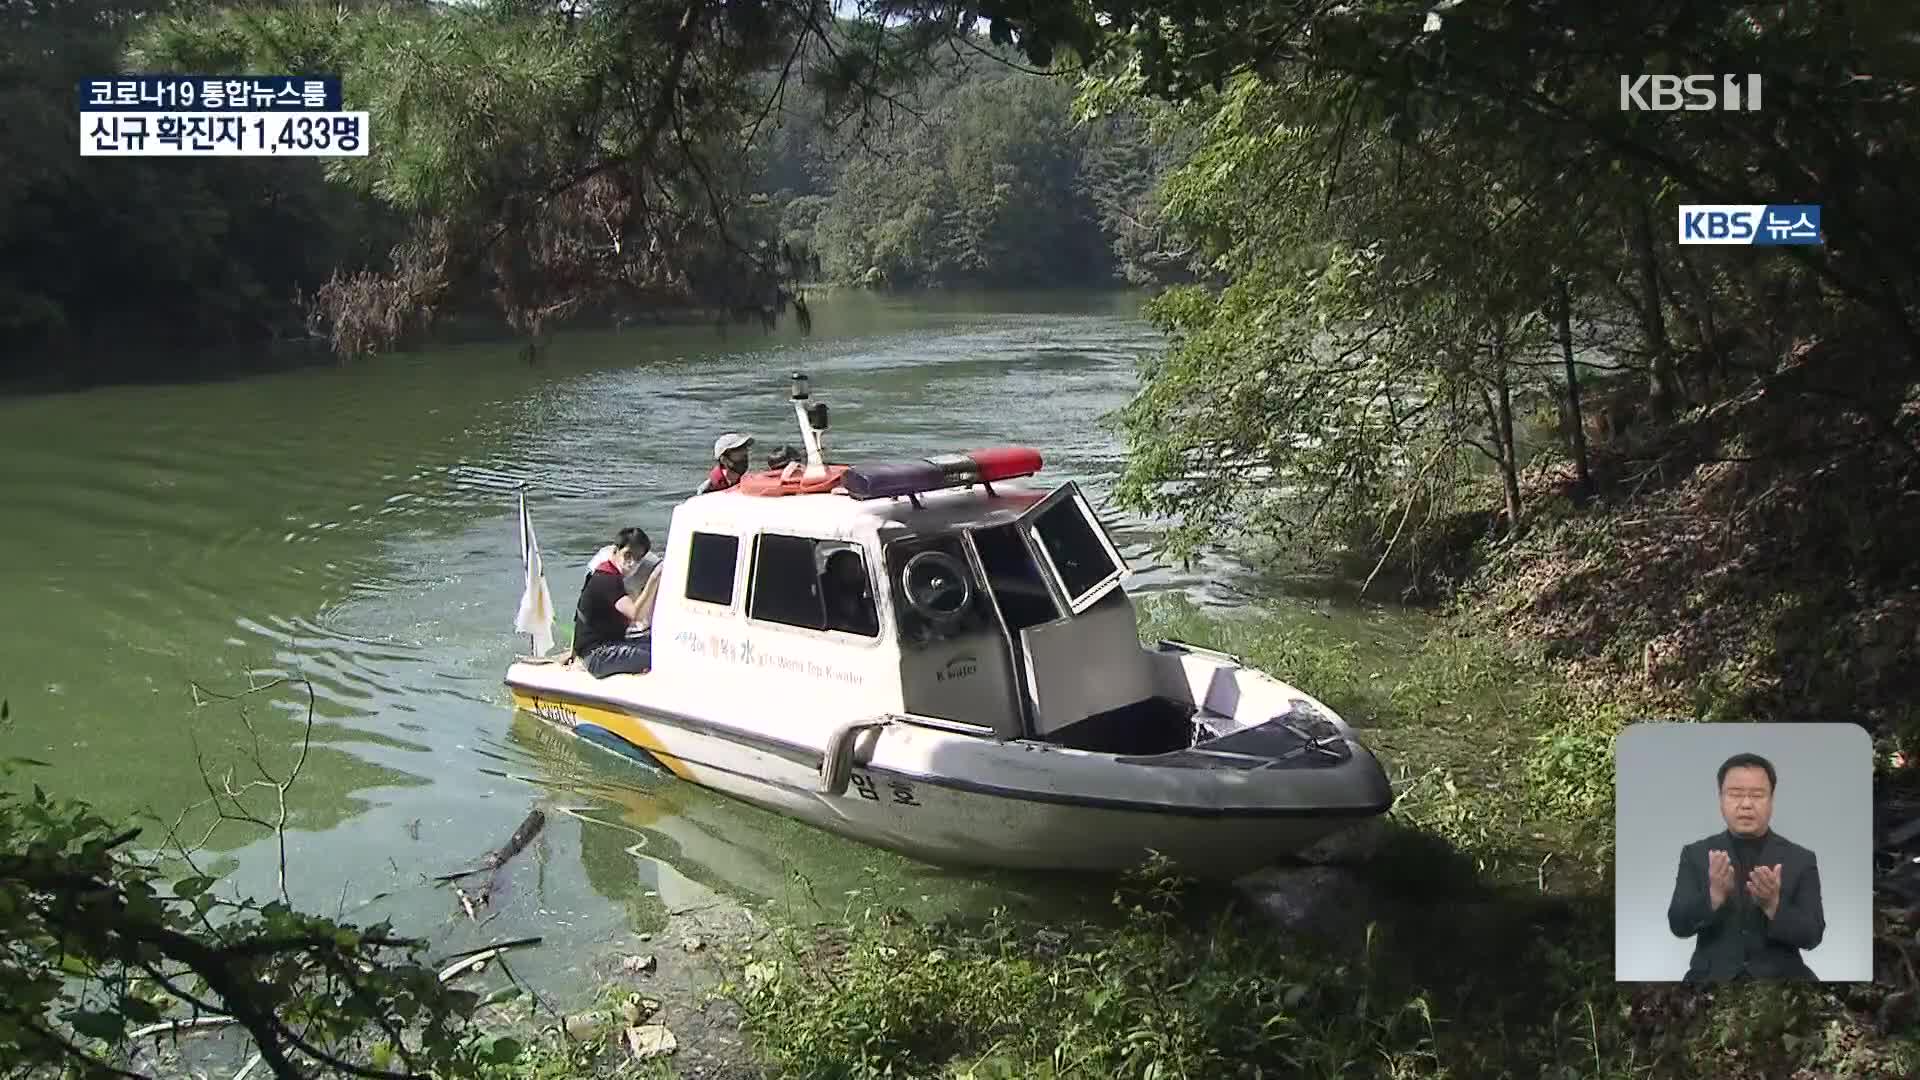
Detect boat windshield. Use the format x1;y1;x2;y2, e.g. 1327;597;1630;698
970;523;1059;631
1027;493;1124;611
1013;484;1128;615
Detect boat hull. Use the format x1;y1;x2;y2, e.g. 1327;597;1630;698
506;671;1390;880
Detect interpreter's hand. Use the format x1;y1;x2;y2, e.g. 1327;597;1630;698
1747;863;1783;919
1707;849;1736;910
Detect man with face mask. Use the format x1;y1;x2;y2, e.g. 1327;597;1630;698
570;527;655;678
1667;752;1825;982
696;433;755;495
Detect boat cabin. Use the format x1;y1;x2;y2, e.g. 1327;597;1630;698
644;376;1196;754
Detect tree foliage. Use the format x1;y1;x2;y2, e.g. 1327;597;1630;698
0;687;514;1079
808;72;1107;287
0;0;401;379
129;0;839;357
1112;72;1574;569
1046;0;1920;573
741;37;1200;291
3;0;1199;372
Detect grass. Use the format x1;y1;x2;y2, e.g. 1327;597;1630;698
1141;594;1632;884
713;596;1920;1080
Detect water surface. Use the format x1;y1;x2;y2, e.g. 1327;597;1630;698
0;289;1425;1001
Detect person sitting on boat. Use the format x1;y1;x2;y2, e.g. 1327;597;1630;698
820;547;879;637
585;540;660;598
571;527;655;677
695;433;754;495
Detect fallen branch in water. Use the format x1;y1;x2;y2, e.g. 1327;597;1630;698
435;937;543;982
435;936;543;965
433;809;547;885
127;1015;238;1041
439;808;547;917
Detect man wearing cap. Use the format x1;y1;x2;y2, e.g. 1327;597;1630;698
697;433;754;495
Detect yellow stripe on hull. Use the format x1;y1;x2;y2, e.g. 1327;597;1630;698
508;689;696;782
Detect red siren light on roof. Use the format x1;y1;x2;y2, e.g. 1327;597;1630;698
843;447;1043;501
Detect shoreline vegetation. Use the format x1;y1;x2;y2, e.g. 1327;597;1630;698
10;579;1916;1079
443;592;1919;1080
5;0;1918;1076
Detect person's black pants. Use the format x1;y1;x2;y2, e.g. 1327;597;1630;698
583;635;651;677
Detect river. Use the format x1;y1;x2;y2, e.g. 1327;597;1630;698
0;289;1421;1004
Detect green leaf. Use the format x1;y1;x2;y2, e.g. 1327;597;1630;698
66;1010;126;1042
118;996;164;1024
172;876;216;900
485;1036;523;1063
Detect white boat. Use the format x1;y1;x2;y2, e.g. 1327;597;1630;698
505;373;1393;879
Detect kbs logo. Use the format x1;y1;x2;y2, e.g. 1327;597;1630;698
1620;74;1762;111
1678;205;1822;246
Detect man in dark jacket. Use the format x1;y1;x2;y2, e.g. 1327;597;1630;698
571;527;654;677
1667;752;1824;982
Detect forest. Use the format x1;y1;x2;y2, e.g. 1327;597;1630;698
3;1;1919;1077
0;0;1190;384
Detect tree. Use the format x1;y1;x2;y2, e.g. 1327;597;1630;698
0;0;400;378
806;68;1122;289
128;0;982;357
998;0;1918;378
0;687;518;1079
1111;70;1613;574
1075;101;1204;287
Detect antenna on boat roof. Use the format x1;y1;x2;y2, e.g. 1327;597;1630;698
789;371;830;481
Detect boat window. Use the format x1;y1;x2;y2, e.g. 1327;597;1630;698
746;534;880;637
1026;491;1126;613
684;531;740;606
818;544;880;638
748;533;826;629
970;523;1060;631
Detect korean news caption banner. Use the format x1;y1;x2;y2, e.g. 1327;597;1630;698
77;76;369;158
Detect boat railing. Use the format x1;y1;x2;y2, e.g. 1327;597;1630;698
888;711;998;739
817;711;1002;795
1152;639;1244;666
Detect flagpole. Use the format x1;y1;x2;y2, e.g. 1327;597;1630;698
517;483;529;564
520;482;531;655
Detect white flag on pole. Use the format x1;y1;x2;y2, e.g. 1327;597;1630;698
514;490;556;656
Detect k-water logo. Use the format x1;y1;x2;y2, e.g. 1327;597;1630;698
1678;205;1822;246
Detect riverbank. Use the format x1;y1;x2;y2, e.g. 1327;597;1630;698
456;589;1916;1079
90;585;1909;1079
